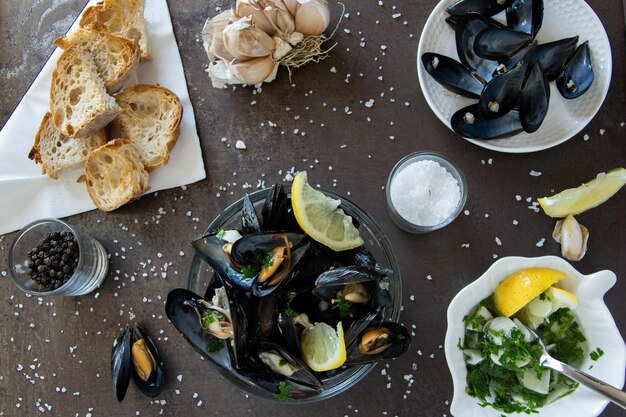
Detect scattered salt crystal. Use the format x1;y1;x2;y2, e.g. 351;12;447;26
235;140;246;149
512;219;519;225
529;170;542;177
599;129;605;135
536;238;546;247
389;160;461;226
364;99;375;108
495;237;502;246
177;375;183;382
584;134;590;141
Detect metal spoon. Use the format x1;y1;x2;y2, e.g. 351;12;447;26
522;324;626;409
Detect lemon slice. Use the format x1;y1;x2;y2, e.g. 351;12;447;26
545;286;578;310
300;322;346;372
494;268;566;317
538;168;626;218
291;171;364;251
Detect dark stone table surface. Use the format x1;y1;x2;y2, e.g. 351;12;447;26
1;1;624;416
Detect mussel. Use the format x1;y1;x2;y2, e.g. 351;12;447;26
111;324;164;402
474;27;533;61
250;339;321;389
451;103;524;140
447;0;515;16
506;0;543;37
421;52;485;98
345;322;411;365
479;61;528;119
532;36;579;81
455;13;500;82
241;193;262;234
557;41;594;99
519;61;550;133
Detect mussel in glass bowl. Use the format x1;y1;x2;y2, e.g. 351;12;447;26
166;183;407;402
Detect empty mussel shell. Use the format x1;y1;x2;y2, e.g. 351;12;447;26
532;36;579;81
474;27;533;61
557;41;594;99
421;52;485;98
506;0;543;37
479;61;528;119
447;0;515;16
241;193;262;234
451;104;524;140
455;13;501;82
111;326;132;402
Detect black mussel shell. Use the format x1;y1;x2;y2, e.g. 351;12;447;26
241;193;262;235
345;322;411;365
421;52;485;99
451;104;524;140
533;36;579;81
519;62;550;133
557;41;594;99
190;235;253;291
130;325;164;398
344;310;381;348
230;232;308;265
249;339;321;389
236;368;321;400
261;184;300;231
495;40;537;77
251;242;312;297
479;61;528;119
447;0;515;16
111;326;132;402
250;295;278;339
474;27;533;61
455;13;500;82
506;0;543;37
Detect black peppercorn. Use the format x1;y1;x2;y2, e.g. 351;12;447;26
27;230;80;291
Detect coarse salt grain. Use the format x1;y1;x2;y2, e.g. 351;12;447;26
389;160;461;226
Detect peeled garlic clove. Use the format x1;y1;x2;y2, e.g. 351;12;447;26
202;10;237;62
223;16;276;60
235;0;277;35
231;54;278;84
553;214;589;261
294;0;330;36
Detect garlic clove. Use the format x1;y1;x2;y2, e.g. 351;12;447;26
294;0;330;36
273;36;292;60
282;0;298;15
223;16;276;61
552;214;589;261
207;60;238;88
235;0;277;35
287;31;304;46
202;10;237;62
263;2;296;36
231;54;278;85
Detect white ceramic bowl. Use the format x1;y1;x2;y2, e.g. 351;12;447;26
417;0;612;153
444;256;626;417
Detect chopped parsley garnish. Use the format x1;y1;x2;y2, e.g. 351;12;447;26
590;347;604;361
538;308;586;365
274;380;292;402
216;228;226;240
263;250;275;268
278;359;288;367
207;337;224;352
241;264;260;280
332;295;354;319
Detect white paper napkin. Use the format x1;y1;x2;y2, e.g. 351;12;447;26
0;0;206;235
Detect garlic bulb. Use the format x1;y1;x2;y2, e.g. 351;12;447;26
231;55;279;84
202;9;236;61
235;0;277;35
223;16;276;60
552;214;589;261
294;0;330;36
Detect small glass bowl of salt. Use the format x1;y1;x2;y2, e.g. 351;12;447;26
386;152;467;233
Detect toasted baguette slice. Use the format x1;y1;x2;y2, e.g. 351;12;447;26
84;138;150;211
79;0;151;61
112;84;183;171
50;45;121;138
54;25;139;93
29;112;107;179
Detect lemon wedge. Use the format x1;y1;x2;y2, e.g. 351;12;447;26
545;286;578;310
291;171;364;251
300;322;346;372
494;268;566;317
538;168;626;218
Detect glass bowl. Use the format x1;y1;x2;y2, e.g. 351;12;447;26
445;256;625;417
185;186;401;403
8;218;108;296
386;151;468;233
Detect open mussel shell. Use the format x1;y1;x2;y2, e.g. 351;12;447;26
451;103;524;140
557;41;594;99
345;321;411;365
261;184;300;232
111;326;132;402
519;62;550;133
479;61;528;119
532;36;579;81
236;368;321;400
251;242;311;297
249;339;321;389
421;52;485;99
230;232;308;265
455;13;500;82
130;325;164;398
190;234;252;291
506;0;543;37
241;193;262;235
474;27;533;61
111;324;164;402
447;0;515;16
313;265;393;308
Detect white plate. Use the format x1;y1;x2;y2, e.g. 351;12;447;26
417;0;612;153
444;256;626;417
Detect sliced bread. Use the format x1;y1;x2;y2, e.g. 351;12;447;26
54;25;140;93
112;84;183;171
29;112;107;179
49;45;121;138
79;0;152;61
84;138;150;211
